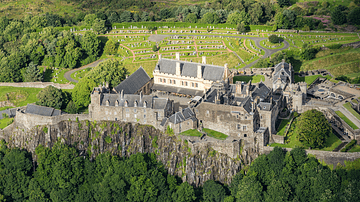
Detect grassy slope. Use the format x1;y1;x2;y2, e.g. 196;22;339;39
276;119;291;136
343;102;360;120
203;128;228;140
335;111;359;130
0;118;14;129
0;87;42;107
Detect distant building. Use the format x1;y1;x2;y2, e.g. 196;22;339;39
24;104;65;116
114;67;153;95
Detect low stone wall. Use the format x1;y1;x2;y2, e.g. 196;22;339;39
263;146;360;167
0;82;75;89
271;135;285;144
341;41;360;48
15;111;89;129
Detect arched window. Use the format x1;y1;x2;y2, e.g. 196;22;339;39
115;100;119;107
144;101;147;108
106;100;110;106
124;100;128;107
134;101;138;107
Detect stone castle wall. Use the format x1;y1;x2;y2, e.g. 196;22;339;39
0;82;75;89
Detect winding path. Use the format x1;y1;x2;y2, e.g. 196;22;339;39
64;59;106;83
149;34;290;69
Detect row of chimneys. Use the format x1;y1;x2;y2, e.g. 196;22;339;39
159;52;207;64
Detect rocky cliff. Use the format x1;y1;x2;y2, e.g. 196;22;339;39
1;120;244;186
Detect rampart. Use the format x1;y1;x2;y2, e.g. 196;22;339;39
0;82;75;89
263;146;360;167
15;110;89;129
271;134;285;144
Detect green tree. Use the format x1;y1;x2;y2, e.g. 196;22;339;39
203;180;226;202
229;172;243;197
80;31;101;59
236;22;246;33
201;12;220;24
23;62;42;82
84;14;97;26
152;45;158;52
104;40;117;55
332;7;347;25
270;51;288;66
248;3;263;25
278;0;290;7
348;7;360;25
120;11;132;22
296;109;332;148
264;180;291;202
172;182;196;202
185;13;198;23
65;101;78;114
92;18;106;34
300;46;318;60
268;35;280;43
253;58;268;68
236;176;263;202
36;85;64;109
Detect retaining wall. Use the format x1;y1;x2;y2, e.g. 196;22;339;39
271;134;285;144
0;82;75;89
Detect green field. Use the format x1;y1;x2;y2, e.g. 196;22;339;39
181;129;202;137
335;111;359;130
0;118;14;129
343;102;360;120
203;128;228;140
233;75;265;83
0;87;42;107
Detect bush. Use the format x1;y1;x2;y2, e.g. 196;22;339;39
36;86;63;109
341;140;357;152
268;35;280;43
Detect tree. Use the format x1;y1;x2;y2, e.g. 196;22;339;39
268;35;280;44
348;7;360;25
36;85;64;109
72;59;128;108
65;101;78;114
185;13;198;23
120;11;132;22
236;22;246;33
80;31;101;59
236;176;263;202
201;12;220;24
248;3;263;25
141;12;149;21
296;109;332;148
84;14;97;26
104;40;117;55
278;0;290;7
152;45;158;52
229;172;243;197
172;182;196;202
92;18;106;34
264;180;291;202
300;46;318;60
203;180;226;202
23;62;42;82
332;6;347;25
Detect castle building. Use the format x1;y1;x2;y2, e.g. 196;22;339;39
151;53;232;97
114;67;153;95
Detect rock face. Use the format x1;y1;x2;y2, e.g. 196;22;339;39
2;120;243;186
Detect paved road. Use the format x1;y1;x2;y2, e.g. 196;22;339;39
148;34;290;68
64;59;106;83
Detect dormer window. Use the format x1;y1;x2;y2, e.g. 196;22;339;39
115;100;119;107
106;100;110;106
124;100;128;107
134;101;138;107
144;101;147;108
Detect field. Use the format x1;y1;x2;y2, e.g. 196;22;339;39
335;111;359;130
0;87;42;107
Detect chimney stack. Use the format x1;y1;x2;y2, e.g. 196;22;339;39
159;54;162;60
197;64;202;78
202;56;206;64
140;91;143;101
176;52;180;60
176;62;181;76
121;90;124;100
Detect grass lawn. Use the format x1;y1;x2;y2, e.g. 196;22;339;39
294;74;332;86
181;129;202;137
335;111;359;130
0;118;14;129
317;133;343;151
41;67;71;84
348;145;360;152
203;128;228;140
0;106;14;111
71;67;92;80
260;39;285;49
276;119;291;136
0;87;42;107
343;102;360;120
233;75;265;83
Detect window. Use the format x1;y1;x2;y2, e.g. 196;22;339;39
244;134;247;137
134;109;137;113
160;78;162;82
134;114;137;118
181;81;184;86
192;83;194;87
170;80;172;84
115;118;117;121
237;124;241;130
105;111;108;115
126;114;130;117
143;109;146;112
243;126;247;131
164;79;166;83
245;116;247;119
144;115;146;119
173;80;176;84
126;108;129;112
185;82;188;86
195;83;198;88
260;116;263;119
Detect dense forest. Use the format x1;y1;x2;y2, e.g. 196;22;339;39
0;140;359;202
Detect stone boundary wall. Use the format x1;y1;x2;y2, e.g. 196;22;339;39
0;82;75;89
271;134;285;144
341;41;360;48
263;146;360;167
15;111;89;129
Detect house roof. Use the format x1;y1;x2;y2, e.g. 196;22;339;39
24;104;63;116
151;83;205;96
114;67;151;94
100;94;169;110
168;107;196;124
252;83;271;100
157;58;225;82
273;62;291;84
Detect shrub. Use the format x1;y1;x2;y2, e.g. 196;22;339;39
105;136;112;144
268;35;280;44
152;136;158;148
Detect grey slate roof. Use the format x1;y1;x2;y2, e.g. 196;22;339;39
152;84;204;96
25;104;63;116
273;62;291;84
169;107;196;124
114;67;151;94
100;94;169;110
258;102;272;111
158;58;225;82
0;108;17;120
252;83;271;100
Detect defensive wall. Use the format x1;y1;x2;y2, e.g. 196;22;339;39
0;82;75;89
